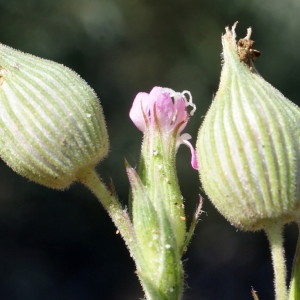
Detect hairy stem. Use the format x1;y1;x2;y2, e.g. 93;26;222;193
76;166;136;254
264;221;287;300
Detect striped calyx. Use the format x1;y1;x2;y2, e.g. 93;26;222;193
0;43;108;189
196;24;300;230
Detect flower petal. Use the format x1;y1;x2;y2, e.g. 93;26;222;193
129;92;150;131
183;140;199;170
178;133;198;170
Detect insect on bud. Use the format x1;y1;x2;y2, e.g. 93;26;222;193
236;27;261;72
197;23;300;230
0;43;109;189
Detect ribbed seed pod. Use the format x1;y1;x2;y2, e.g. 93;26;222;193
0;43;108;189
196;24;300;230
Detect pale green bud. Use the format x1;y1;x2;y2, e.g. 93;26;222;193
126;165;183;299
197;23;300;230
0;43;108;189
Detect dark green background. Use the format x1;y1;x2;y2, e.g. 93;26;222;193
0;0;299;299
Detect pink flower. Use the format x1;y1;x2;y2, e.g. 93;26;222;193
129;86;198;170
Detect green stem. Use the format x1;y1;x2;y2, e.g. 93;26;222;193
264;221;288;300
288;222;300;299
76;166;136;255
76;166;182;300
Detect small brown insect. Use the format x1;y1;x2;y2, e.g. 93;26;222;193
109;178;117;196
237;27;261;72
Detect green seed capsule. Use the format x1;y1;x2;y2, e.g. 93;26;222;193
0;43;109;189
196;23;300;230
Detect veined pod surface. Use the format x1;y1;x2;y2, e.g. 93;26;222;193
0;43;108;189
197;24;300;230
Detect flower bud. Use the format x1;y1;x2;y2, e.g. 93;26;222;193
197;23;300;230
126;164;183;299
0;43;108;189
127;87;198;299
129;87;197;248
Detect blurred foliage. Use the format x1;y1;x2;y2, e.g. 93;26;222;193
0;0;300;299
